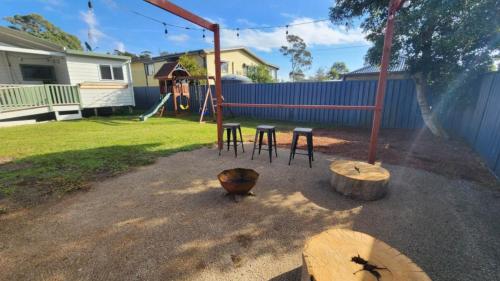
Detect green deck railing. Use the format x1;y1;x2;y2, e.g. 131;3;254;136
0;84;82;112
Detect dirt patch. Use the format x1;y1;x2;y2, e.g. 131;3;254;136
273;128;497;186
0;156;14;165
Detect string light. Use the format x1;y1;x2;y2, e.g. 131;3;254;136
202;29;206;39
130;9;330;35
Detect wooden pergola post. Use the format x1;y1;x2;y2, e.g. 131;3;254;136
367;0;407;164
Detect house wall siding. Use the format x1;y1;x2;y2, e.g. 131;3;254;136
65;55;134;108
0;51;69;84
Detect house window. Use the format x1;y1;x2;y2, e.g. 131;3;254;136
221;61;229;73
145;63;155;76
99;65;124;80
20;64;56;82
112;66;124;80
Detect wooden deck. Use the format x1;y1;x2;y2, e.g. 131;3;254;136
0;84;83;121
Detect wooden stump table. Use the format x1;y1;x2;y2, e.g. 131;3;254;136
301;229;432;281
330;160;390;201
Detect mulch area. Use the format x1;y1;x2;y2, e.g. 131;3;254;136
273;127;498;186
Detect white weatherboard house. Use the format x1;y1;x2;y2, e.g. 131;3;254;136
0;26;134;123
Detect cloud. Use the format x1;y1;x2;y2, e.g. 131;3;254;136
220;17;367;52
115;41;125;52
39;0;64;6
80;10;105;44
168;34;190;43
38;0;64;11
101;0;118;9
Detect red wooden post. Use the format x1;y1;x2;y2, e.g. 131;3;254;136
213;25;224;151
367;0;404;164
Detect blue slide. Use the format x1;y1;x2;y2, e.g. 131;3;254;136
139;93;172;121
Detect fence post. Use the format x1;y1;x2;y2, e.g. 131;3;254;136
75;86;83;109
45;85;53;111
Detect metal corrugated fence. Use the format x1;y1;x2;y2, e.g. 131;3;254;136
442;72;500;178
134;79;424;129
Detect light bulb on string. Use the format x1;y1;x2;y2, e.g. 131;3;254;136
88;0;93;9
202;29;206;39
236;28;240;38
285;25;289;36
163;23;168;35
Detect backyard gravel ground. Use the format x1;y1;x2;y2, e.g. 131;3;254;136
1;146;499;281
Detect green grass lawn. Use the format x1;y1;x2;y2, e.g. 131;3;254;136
0;115;264;206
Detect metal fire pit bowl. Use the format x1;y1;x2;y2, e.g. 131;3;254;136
217;168;259;195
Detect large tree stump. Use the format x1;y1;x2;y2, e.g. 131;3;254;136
301;229;432;281
330;160;390;201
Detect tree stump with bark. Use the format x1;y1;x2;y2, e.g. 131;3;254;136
301;229;432;281
330;160;390;201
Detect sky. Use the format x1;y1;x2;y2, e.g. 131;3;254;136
0;0;371;80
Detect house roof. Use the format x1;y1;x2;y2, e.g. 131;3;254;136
0;26;64;52
66;49;131;61
0;26;130;61
135;47;279;69
344;60;407;76
154;61;190;80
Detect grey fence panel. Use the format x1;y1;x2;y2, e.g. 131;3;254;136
134;79;423;128
442;72;500;178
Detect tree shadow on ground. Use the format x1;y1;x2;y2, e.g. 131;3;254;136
0;143;205;208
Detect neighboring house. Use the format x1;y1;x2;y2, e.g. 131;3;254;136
131;47;279;87
342;60;408;81
0;26;134;121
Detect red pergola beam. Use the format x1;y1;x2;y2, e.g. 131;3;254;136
222;103;376;110
144;0;215;31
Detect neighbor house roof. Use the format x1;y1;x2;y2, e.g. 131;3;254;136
135;47;279;69
344;60;407;77
0;26;130;61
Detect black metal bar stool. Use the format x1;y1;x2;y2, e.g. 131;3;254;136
288;127;314;168
220;123;244;157
251;125;278;162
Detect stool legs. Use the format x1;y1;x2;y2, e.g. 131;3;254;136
232;127;238;157
226;128;231;151
289;132;313;168
267;131;273;163
307;133;313;168
258;131;264;154
238;127;245;152
222;125;244;157
251;131;258;160
273;130;278;157
288;133;298;165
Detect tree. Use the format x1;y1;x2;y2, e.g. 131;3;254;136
4;14;82;50
280;35;313;81
328;62;349;80
114;50;137;58
330;0;499;137
246;65;274;83
178;54;207;77
139;51;152;60
311;67;329;81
